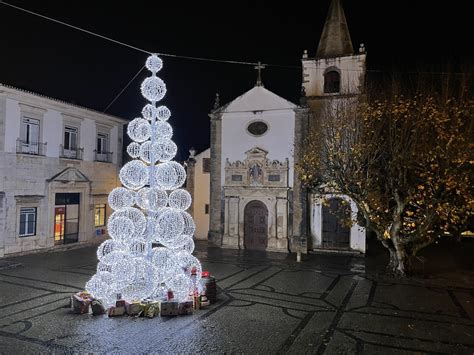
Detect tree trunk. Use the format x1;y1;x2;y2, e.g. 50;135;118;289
388;243;410;277
381;237;410;277
385;190;411;277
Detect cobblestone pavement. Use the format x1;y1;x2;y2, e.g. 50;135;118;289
0;243;473;354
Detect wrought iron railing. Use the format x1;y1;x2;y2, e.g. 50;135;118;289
16;139;47;156
60;145;84;160
94;150;113;163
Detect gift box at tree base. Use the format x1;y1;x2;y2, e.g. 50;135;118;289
70;270;215;318
72;54;216;318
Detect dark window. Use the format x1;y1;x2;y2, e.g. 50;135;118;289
324;70;340;93
55;193;80;205
64;126;78;150
97;133;108;154
19;207;36;237
205;204;210;214
231;175;243;181
247;121;268;136
202;158;211;173
268;174;281;182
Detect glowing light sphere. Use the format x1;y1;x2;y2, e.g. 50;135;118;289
154;161;186;190
155;208;185;243
168;189;192;210
119;160;149;190
154;162;178;190
135;187;150;210
97;239;126;261
139;141;177;164
153;121;173;142
100;251;128;268
156;105;171;121
180;211;196;237
108;187;135;211
163;234;190;250
85;271;116;306
129;238;148;257
107;216;135;241
181;237;195;254
151;247;180;283
168;161;187;189
111;253;136;285
158;140;178;162
138;141;156;164
165;273;192;302
148;187;168;211
109;207;147;237
120;259;155;301
141;76;167;102
175;251;202;285
85;54;202;310
127;118;151;143
142;104;157;121
145;54;163;73
127;142;141;158
97;261;112;273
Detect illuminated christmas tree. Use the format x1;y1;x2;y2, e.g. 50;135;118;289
85;54;201;307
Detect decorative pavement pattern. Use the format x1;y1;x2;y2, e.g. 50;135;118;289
0;245;473;354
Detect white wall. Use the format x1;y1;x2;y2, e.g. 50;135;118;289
4;99;20;153
110;126;118;165
193;149;210;240
310;193;366;253
221;111;295;186
2;96;122;163
220;86;296;187
43;110;62;157
81;118;96;161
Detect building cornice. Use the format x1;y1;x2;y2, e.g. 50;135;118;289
0;83;128;125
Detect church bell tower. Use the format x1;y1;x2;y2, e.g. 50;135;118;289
301;0;366;112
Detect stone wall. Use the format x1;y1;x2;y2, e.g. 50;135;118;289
208;112;223;245
0;151;120;256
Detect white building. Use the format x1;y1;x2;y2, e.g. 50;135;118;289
189;0;366;254
0;84;127;257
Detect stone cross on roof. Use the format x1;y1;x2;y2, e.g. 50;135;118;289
254;61;266;87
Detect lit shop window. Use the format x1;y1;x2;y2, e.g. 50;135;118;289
94;204;106;227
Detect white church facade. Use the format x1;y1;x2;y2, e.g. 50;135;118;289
188;0;367;254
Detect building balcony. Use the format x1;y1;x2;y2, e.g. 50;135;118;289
16;139;47;156
94;150;113;163
60;145;84;160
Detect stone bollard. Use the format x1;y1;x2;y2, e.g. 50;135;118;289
297;251;301;263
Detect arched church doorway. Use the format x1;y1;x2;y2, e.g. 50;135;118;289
322;198;350;249
244;200;268;250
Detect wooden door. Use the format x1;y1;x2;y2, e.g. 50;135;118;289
322;198;350;249
244;200;268;250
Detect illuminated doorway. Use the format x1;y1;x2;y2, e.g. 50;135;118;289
54;193;80;245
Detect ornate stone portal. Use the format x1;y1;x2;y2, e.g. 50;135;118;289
222;147;290;252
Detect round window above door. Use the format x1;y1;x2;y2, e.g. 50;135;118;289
246;120;269;137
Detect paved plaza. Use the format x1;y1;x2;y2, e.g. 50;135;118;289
0;242;473;354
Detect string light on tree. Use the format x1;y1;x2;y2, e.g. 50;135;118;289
86;54;201;308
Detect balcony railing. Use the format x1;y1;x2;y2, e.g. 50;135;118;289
16;139;47;156
60;145;84;160
94;150;113;163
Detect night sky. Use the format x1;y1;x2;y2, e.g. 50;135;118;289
1;1;472;160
